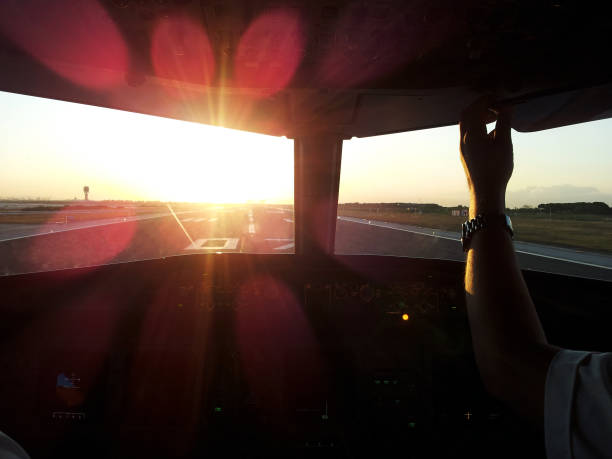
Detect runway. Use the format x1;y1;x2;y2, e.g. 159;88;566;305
336;216;612;281
0;206;610;281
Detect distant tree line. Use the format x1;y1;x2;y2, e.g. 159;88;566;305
339;202;448;213
511;202;611;215
339;201;612;215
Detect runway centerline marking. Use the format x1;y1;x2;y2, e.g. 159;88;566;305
248;209;255;234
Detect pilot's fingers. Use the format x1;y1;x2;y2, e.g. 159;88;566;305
459;96;491;146
492;106;513;145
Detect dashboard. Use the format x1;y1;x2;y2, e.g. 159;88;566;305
0;254;610;458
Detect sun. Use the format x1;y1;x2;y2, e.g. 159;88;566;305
104;114;295;203
159;123;293;203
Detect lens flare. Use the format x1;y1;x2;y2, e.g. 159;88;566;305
123;275;208;454
4;287;120;426
0;0;128;89
236;275;321;418
151;14;216;99
23;210;137;272
234;9;304;97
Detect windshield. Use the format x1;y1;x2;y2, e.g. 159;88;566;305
336;120;612;281
2;91;611;281
0;91;294;276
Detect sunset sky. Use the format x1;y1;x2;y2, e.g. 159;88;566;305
1;90;611;207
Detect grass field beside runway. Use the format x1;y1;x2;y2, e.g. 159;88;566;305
336;209;612;254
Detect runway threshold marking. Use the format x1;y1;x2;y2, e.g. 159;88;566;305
184;238;240;250
338;216;612;270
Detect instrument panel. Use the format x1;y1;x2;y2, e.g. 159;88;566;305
0;254;559;458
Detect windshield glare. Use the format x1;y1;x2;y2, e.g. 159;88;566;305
1;90;611;280
0;91;294;276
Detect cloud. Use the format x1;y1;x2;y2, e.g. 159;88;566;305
507;185;612;207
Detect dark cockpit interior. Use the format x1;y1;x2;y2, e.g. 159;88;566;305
1;1;611;458
2;254;611;458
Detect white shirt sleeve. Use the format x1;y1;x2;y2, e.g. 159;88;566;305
0;432;29;459
545;349;612;459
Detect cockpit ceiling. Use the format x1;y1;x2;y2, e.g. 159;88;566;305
0;0;611;137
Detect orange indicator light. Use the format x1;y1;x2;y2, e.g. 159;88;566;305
402;313;409;321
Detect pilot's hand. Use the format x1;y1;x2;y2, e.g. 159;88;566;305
459;98;513;217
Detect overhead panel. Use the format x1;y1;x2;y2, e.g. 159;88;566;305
0;0;610;136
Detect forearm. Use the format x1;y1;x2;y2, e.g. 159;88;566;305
465;203;558;420
466;227;547;349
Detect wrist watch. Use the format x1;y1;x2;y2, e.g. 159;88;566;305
461;214;514;252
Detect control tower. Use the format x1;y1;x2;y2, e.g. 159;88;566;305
83;186;89;201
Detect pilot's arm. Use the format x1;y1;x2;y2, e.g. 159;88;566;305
458;99;612;458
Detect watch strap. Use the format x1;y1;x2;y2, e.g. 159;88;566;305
461;214;513;252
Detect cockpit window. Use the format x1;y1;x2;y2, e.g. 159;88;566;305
336;120;612;281
0;91;294;276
